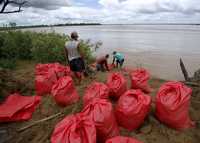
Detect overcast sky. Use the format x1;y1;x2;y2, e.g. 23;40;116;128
0;0;200;26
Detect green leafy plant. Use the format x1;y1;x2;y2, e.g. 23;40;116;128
0;31;97;69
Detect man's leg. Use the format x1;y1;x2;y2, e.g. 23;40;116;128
116;60;120;68
120;59;125;68
74;72;82;84
96;64;101;71
101;64;105;72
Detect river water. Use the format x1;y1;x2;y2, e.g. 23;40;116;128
22;25;200;80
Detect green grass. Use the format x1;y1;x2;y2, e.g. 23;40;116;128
0;31;95;69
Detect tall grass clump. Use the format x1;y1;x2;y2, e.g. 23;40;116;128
0;30;96;69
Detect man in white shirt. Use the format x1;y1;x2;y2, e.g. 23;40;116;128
64;32;85;84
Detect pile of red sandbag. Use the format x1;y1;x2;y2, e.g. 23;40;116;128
35;63;71;96
156;81;195;130
130;68;151;93
115;90;151;130
0;93;41;122
51;76;79;107
106;136;143;143
51;113;96;143
107;72;127;99
83;82;109;106
81;99;119;142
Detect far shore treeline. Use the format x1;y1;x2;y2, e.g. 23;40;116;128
0;23;101;31
0;31;95;69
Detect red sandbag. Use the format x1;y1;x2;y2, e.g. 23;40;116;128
107;72;127;99
35;63;71;96
115;90;151;131
81;99;119;143
108;64;116;70
130;68;151;93
0;93;41;122
83;82;109;106
156;81;195;130
51;113;96;143
51;76;79;107
106;136;143;143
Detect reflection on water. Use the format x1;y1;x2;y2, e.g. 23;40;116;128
22;25;200;80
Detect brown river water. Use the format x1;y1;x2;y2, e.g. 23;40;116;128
22;24;200;80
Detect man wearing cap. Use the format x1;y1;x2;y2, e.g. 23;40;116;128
64;32;85;84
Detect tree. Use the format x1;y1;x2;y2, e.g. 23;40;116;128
9;22;17;27
0;0;27;14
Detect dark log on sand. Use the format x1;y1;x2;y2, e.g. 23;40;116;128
180;58;190;81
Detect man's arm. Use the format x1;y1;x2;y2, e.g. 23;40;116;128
64;47;69;65
112;56;116;64
105;60;109;71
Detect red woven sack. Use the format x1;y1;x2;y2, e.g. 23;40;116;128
156;81;195;130
51;76;79;107
81;99;119;143
51;113;96;143
35;63;71;96
107;72;127;99
130;68;151;93
0;93;41;122
83;82;109;106
115;90;151;130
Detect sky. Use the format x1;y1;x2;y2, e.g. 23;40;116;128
0;0;200;26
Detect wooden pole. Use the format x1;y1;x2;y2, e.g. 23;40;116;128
17;112;63;132
180;58;190;81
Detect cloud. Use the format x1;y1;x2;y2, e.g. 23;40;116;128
99;0;200;14
98;0;200;23
1;0;200;26
24;0;70;10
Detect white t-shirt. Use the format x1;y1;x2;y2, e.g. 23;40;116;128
65;40;81;61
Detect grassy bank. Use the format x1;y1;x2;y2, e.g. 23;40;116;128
1;61;200;143
0;30;95;69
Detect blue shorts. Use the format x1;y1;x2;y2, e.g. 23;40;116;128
69;58;85;72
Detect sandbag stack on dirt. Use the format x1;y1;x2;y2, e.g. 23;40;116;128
83;82;109;106
106;136;143;143
156;81;195;130
35;63;71;96
51;76;79;107
107;72;127;99
130;68;151;93
0;93;41;122
81;98;119;143
115;90;151;131
51;113;96;143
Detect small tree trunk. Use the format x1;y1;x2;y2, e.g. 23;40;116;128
180;58;190;81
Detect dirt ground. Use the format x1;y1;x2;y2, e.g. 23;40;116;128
0;61;200;143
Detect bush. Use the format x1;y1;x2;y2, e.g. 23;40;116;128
0;59;16;69
0;31;32;59
0;31;96;69
31;32;67;63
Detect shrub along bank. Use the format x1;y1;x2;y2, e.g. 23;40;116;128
0;30;95;69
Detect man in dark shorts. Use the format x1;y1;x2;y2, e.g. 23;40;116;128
112;51;125;68
64;32;85;84
96;54;110;72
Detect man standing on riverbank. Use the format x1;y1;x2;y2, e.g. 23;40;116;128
112;51;125;68
96;54;110;72
64;32;85;84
